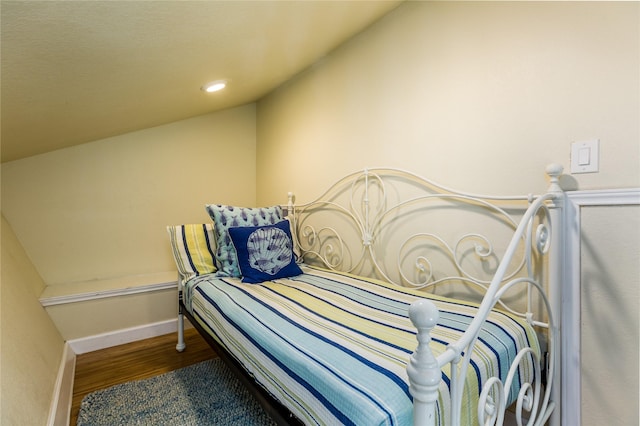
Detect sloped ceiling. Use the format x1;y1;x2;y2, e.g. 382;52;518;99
1;1;402;162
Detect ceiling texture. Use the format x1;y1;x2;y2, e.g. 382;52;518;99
1;1;402;163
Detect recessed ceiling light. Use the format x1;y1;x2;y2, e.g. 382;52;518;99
201;80;227;93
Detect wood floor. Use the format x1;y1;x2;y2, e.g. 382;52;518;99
71;327;217;426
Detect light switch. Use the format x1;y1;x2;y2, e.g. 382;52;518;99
578;147;591;165
571;139;599;174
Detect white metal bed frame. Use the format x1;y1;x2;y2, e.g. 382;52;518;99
285;164;563;426
177;164;564;426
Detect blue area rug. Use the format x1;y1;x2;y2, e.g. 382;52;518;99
77;358;277;425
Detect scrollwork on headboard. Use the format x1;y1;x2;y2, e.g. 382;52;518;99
287;167;553;310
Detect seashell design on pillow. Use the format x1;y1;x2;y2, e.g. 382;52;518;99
246;226;293;275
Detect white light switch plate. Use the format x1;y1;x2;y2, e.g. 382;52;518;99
571;139;599;174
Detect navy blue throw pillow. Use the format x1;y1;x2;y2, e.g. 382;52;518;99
228;220;303;284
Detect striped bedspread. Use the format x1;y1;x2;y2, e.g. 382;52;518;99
184;265;539;426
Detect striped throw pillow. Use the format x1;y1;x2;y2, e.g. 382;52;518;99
167;224;217;282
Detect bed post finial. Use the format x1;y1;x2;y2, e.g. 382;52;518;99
287;192;294;216
545;163;564;194
407;299;441;426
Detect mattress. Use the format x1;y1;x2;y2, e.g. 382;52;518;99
184;265;539;426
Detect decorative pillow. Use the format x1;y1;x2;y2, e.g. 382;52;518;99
205;204;284;277
166;224;217;282
228;220;303;284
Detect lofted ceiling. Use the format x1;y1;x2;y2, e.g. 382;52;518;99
0;1;402;163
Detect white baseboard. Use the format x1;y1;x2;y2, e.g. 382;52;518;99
47;343;75;426
68;317;186;355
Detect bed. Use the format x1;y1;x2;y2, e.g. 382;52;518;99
167;165;563;426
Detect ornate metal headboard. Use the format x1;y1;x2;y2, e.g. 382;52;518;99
287;167;555;313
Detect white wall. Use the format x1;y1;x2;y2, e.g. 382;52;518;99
1;104;257;338
2;105;256;287
1;215;66;425
257;1;639;204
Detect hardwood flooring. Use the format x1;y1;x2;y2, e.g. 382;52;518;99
70;327;217;425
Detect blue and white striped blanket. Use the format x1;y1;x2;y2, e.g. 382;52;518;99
184;265;538;426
